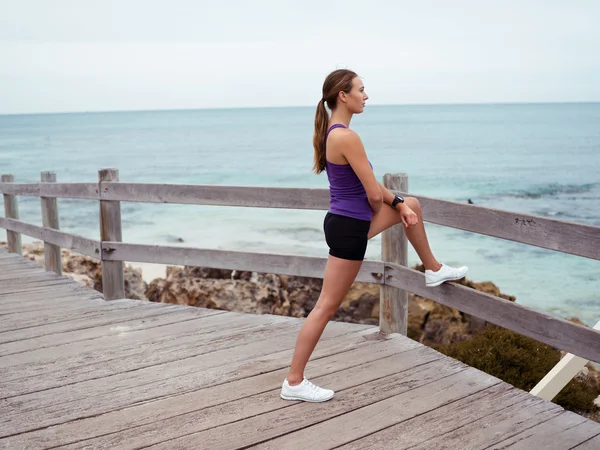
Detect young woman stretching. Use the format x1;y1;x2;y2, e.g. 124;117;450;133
280;69;468;402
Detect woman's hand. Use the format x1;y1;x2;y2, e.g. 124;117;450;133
399;204;418;229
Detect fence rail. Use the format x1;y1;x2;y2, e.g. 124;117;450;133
2;181;598;260
1;168;600;400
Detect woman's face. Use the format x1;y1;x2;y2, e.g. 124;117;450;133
342;77;369;114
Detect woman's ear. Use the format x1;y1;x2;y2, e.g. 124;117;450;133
338;91;347;104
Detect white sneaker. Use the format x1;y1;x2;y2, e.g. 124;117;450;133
425;263;468;287
280;378;334;402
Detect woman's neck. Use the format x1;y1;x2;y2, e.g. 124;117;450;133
329;109;352;128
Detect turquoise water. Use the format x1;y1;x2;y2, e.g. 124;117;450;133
1;103;599;325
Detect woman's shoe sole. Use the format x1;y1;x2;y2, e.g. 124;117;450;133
280;393;334;402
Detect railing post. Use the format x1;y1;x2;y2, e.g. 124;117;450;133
40;171;63;274
1;174;22;255
98;168;125;300
380;173;409;335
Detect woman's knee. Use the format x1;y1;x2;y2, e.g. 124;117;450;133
312;302;338;321
405;196;422;212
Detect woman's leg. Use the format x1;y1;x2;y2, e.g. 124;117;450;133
286;254;363;385
368;197;442;271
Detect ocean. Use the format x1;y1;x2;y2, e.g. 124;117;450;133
1;103;599;326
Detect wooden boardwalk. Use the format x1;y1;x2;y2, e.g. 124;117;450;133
1;249;600;449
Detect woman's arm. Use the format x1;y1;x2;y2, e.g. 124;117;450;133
337;131;383;213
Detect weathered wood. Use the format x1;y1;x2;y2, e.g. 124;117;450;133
145;360;486;449
0;218;100;258
1;174;22;255
101;242;384;284
393;190;600;261
0;308;211;357
0;329;396;447
39;182;98;199
100;182;330;210
0;299;142;333
382;395;565;450
574;433;600;449
0;182;97;199
94;181;600;260
40;171;62;275
0;324;368;429
380;173;408;334
49;341;428;449
98;168;125;300
0;312;289;376
490;410;600;449
385;262;600;363
0;302;179;345
335;384;541;449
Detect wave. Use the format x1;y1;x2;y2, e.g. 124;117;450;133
505;182;600;199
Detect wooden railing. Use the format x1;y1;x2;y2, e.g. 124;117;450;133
2;168;600;400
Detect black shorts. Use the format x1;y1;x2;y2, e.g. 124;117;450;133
323;212;371;261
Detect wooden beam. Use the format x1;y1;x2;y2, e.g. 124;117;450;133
391;191;600;261
98;169;125;300
101;242;384;284
0;218;100;258
1;174;22;255
384;262;600;363
380;173;408;335
99;182;330;210
40;172;62;275
0;182;97;199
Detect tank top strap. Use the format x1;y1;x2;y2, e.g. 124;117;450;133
326;123;347;139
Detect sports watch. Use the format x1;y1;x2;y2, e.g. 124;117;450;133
391;195;405;209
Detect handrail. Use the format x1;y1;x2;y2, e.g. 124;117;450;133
2;180;598;260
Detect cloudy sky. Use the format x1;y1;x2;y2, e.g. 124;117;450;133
1;0;599;114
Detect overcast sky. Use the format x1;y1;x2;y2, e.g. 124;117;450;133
1;0;599;114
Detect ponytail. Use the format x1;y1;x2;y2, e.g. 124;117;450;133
312;99;329;174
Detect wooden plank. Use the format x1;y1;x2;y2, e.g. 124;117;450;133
573;433;600;449
0;294;104;315
251;372;511;450
0;182;97;199
100;181;331;210
0;299;144;333
40;171;62;275
0;332;414;447
0;278;74;295
0;302;185;344
0;323;371;425
95;181;600;260
1;174;22;255
385;262;600;363
145;359;497;449
489;410;600;449
102;242;384;284
0;182;39;196
0;284;94;302
339;388;563;449
39;182;98;199
0;311;291;377
397;191;600;261
380;173;408;334
0;307;217;356
0;218;100;258
99;168;125;300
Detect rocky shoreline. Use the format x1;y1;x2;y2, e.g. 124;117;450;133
5;241;600;420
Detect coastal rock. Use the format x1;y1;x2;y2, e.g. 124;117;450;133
1;241;147;300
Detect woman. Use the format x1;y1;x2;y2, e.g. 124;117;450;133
280;69;468;402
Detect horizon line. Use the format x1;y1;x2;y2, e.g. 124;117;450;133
2;100;600;117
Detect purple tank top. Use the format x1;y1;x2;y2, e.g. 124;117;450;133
324;124;373;221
